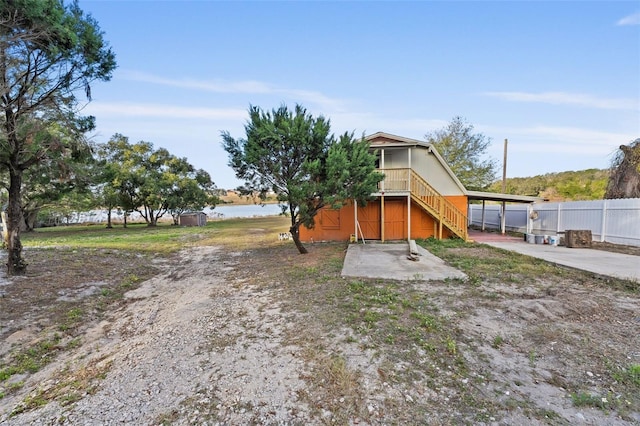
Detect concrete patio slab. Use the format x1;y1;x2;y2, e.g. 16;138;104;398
341;242;467;281
483;240;640;282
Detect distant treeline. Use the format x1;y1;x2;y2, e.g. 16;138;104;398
489;169;609;201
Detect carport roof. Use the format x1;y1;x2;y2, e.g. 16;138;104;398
466;190;544;203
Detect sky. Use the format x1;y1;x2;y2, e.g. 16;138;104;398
78;0;640;190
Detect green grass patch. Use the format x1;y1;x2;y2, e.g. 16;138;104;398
22;216;291;253
0;336;63;384
418;237;638;294
612;363;640;388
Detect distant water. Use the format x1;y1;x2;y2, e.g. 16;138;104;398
67;203;286;224
204;203;285;219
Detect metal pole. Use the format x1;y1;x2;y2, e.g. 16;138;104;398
502;138;508;193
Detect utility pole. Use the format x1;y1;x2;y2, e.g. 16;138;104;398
501;139;508;234
502;138;508;193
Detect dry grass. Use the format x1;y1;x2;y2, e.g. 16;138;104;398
3;218;639;424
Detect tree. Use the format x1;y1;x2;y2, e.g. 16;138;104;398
167;169;218;225
0;0;116;275
605;138;640;199
17;123;95;230
425;116;497;191
96;135;218;227
222;104;383;254
94;134;134;228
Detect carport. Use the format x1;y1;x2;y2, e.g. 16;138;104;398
466;191;544;235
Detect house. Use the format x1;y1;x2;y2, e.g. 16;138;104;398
299;132;541;242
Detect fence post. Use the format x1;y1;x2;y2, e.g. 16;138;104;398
600;200;607;242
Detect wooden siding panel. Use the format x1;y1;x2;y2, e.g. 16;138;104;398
321;209;341;229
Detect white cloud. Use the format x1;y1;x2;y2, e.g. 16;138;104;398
84;102;247;120
118;70;272;94
616;12;640;26
482;124;631;156
483;91;637;110
117;70;347;111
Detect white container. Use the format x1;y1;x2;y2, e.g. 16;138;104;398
526;234;535;244
548;235;559;246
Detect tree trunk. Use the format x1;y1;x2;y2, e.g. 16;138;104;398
106;207;112;228
23;209;38;232
290;223;308;254
7;168;27;275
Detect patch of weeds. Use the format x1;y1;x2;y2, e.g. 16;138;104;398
536;408;562;421
60;391;82;406
11;388;48;416
307;352;362;424
120;274;141;289
0;334;70;390
571;391;617;410
612;363;640;388
66;338;82;350
362;310;381;328
528;350;536;367
8;381;24;391
155;410;181;426
444;336;457;355
59;308;84;332
492;335;505;349
66;308;83;322
411;312;440;331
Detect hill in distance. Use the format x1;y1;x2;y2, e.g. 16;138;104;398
488;168;609;201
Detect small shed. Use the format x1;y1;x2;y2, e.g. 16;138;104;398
179;212;207;227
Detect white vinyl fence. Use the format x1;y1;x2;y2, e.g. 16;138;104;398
469;198;640;247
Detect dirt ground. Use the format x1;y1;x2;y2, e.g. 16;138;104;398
0;239;639;424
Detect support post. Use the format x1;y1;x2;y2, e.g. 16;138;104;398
381;195;385;242
438;199;443;239
501;201;506;235
600;200;607;242
407;194;411;241
481;200;486;232
354;199;358;243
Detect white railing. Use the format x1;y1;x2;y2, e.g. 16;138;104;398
469;198;640;247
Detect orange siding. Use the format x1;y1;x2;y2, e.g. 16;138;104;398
300;195;468;242
299;202;355;242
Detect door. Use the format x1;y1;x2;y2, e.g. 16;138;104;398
384;199;406;240
357;202;381;240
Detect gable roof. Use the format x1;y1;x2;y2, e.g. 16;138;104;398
364;132;545;204
365;132;467;193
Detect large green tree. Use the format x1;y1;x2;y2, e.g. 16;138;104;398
222;104;383;254
0;0;116;274
18;123;95;230
167;168;218;225
97;135;218;227
425;116;497;191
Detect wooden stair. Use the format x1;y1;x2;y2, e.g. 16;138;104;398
378;168;468;241
409;172;468;240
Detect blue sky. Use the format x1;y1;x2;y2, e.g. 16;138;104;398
79;1;640;190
